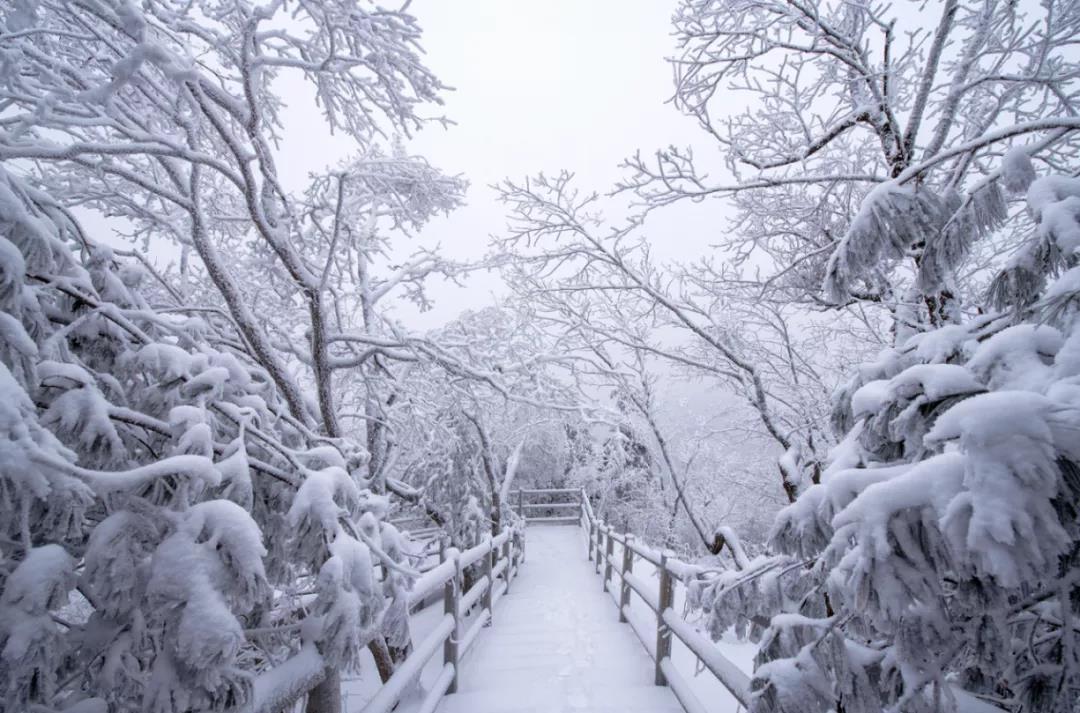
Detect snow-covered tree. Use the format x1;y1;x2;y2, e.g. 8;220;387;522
0;162;405;713
383;305;587;539
603;0;1080;494
494;172;817;511
691;150;1080;713
0;0;458;426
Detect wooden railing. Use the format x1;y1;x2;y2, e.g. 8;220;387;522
358;527;523;713
247;526;523;713
566;488;753;712
513;487;582;525
256;487;751;713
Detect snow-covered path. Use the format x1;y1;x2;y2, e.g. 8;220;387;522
435;526;684;713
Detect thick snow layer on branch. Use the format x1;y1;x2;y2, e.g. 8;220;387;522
289;467;359;529
928;391;1074;585
832;453;964;536
77;454;221;494
907;324;974;364
850;380;890;417
885;364;983;402
0;545;77;704
2;545;76;616
1028;175;1080;254
43;385;125;460
182;501;268;606
966;324;1062;391
824;183;949;302
1002;147;1037;194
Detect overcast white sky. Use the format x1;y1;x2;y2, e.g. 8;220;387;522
276;0;721;329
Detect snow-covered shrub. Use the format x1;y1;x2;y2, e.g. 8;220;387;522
730;156;1080;712
0;164;394;712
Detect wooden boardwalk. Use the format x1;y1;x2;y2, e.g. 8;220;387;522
436;527;683;713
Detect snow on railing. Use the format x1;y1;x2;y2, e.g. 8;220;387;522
259;487;749;713
512;487;583;525
560;487;753;711
360;527;522;713
243;526;523;713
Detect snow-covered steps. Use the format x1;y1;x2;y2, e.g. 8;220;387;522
434;526;683;713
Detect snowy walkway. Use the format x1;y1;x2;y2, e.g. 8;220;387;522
435;526;684;713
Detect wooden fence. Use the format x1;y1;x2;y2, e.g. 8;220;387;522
247;526;523;713
562;488;753;712
357;527;523;713
256;486;751;713
513;487;582;525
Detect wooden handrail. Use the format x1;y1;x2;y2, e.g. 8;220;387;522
245;525;523;713
521;501;581;509
362;614;456;713
358;526;522;712
551;487;752;711
516;487;581;495
359;486;752;713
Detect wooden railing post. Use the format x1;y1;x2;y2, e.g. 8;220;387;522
595;525;603;574
588;522;595;562
513;533;520;582
603;528;614;592
502;537;512;593
443;544;460;694
655;552;674;686
618;535;633;623
517;488;524;519
594;523;602;570
482;538;494;625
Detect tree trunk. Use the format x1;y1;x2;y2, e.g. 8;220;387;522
304;669;341;713
368;636;395;682
489;489;502;537
188;168;311;423
464;411;502;536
